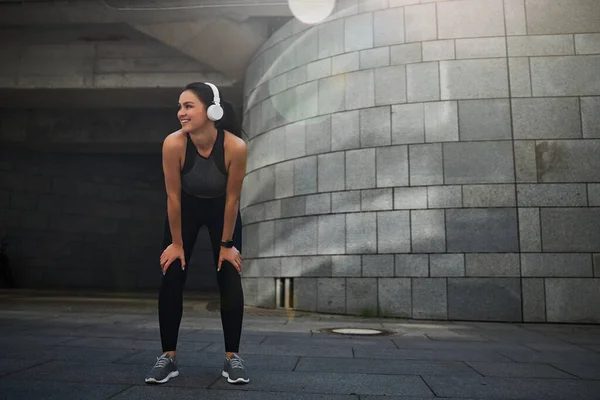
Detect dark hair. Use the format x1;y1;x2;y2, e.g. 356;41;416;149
182;82;245;140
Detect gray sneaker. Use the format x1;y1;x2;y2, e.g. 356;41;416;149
144;353;179;384
222;354;250;384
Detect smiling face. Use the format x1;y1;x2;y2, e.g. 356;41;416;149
177;90;209;132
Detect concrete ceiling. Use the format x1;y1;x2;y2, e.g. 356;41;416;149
0;0;293;108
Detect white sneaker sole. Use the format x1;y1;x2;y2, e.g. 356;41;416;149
145;370;179;384
222;370;250;384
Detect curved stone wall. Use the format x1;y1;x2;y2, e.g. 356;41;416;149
240;0;600;323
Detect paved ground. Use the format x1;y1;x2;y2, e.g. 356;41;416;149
1;290;599;400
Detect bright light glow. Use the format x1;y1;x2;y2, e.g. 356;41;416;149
288;0;335;24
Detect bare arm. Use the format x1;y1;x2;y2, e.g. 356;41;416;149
221;137;247;244
162;135;184;247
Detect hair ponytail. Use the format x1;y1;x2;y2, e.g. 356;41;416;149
215;100;245;140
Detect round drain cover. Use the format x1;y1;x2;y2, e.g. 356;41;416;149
332;328;383;335
319;327;394;336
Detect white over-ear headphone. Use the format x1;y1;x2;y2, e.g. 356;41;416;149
204;82;224;121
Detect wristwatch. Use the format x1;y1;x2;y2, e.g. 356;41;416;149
220;240;234;248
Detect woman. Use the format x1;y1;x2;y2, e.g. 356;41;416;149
145;82;249;385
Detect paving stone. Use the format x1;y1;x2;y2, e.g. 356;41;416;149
210;370;433;396
295;357;478;376
550;363;600;380
422;376;600;400
0;379;129;400
260;336;397;349
123;386;359;400
465;361;572;378
0;345;139;363
354;347;511;362
0;359;48;377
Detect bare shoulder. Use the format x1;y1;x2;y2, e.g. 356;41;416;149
223;130;247;156
163;130;186;152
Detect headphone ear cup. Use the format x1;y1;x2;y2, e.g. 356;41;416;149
207;104;224;121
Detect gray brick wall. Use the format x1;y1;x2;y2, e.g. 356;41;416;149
240;0;600;323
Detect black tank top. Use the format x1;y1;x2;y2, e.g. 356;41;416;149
180;129;227;198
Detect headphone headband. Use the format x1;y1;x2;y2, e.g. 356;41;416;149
205;82;220;106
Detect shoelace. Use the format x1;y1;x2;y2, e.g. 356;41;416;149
153;355;171;369
229;356;244;369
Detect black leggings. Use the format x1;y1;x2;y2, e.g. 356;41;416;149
159;191;244;353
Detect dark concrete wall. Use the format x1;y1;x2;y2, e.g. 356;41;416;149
0;108;218;292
